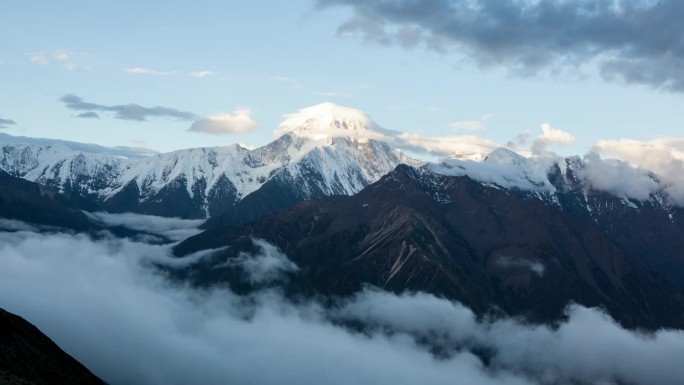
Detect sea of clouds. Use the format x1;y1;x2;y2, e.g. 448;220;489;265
1;215;684;385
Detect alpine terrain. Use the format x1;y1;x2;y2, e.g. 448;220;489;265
0;103;415;219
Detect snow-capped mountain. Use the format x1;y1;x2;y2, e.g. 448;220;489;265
0;103;416;219
2;102;681;222
428;147;678;216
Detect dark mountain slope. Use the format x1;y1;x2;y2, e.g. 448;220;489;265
547;160;684;287
0;171;95;231
176;165;684;330
0;308;104;385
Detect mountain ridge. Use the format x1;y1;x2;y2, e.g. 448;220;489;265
175;163;684;330
0;104;416;219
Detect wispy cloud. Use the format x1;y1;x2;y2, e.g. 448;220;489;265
396;132;500;157
125;67;177;76
0;117;17;129
59;94;197;121
451;115;493;132
189;109;259;135
27;50;79;69
271;75;304;88
52;51;71;61
316;91;353;98
190;70;215;78
28;53;49;65
389;104;440;113
319;0;684;92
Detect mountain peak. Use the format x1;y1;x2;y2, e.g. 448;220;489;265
274;103;379;141
484;147;527;165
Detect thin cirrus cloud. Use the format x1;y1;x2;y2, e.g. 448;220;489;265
27;50;77;69
451;120;486;132
190;70;215;78
318;0;684;92
189;109;259;135
126;67;218;77
316;91;354;98
125;67;177;76
271;75;304;89
451;115;494;132
28;53;50;65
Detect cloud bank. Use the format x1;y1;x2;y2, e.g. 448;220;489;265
318;0;684;91
1;223;684;385
84;211;204;242
591;137;684;205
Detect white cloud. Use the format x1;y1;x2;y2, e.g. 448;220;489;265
397;132;499;157
190;70;215;78
271;75;303;88
1;226;684;385
316;91;353;98
218;238;299;284
592;137;684;205
27;50;80;70
451;114;493;132
451;120;486;131
338;290;684;385
594;137;684;171
578;152;660;201
53;50;72;62
531;123;576;154
189;109;259;135
28;53;49;65
84;211;204;242
125;67;177;76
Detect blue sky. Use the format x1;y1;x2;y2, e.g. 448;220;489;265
1;0;683;158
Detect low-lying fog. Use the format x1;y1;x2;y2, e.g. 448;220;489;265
1;213;683;385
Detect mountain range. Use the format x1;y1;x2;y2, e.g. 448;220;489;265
2;103;684;332
0;104;414;219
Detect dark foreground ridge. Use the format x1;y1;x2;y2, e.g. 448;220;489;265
0;308;104;385
176;164;684;330
0;171;95;231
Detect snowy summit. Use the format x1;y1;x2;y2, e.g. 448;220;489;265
273;103;385;143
